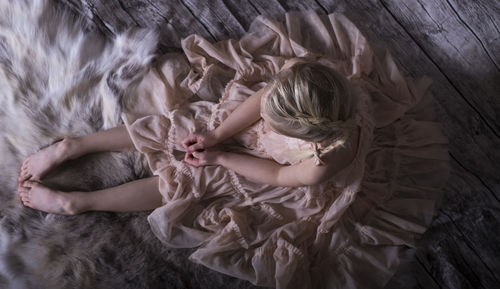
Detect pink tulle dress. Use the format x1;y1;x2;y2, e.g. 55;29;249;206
121;11;449;289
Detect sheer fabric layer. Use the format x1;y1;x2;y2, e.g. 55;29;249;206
122;12;449;289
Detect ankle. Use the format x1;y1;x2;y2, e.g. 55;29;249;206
61;192;85;215
60;137;81;160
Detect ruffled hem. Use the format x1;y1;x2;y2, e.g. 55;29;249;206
309;91;449;288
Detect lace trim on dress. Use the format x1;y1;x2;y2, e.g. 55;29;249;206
277;238;305;258
208;103;219;131
260;203;285;220
254;239;305;258
317;181;360;234
228;169;252;201
167;114;195;178
227;221;250;249
208;80;237;131
159;112;201;199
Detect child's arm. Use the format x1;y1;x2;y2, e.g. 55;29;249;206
219;152;331;186
213;85;269;143
183;84;269;151
186;149;337;187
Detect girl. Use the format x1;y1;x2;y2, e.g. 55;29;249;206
17;60;356;213
17;12;448;289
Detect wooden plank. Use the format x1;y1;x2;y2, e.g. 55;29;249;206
136;0;184;52
179;0;332;42
84;0;140;33
273;0;325;13
447;153;500;208
160;0;218;41
58;0;215;51
56;0;115;36
246;0;286;21
218;0;260;31
379;0;500;139
440;210;500;287
385;252;439;289
181;0;250;40
415;211;500;289
74;0;216;40
413;259;441;289
441;150;499;282
415;213;478;289
247;0;329;21
440;161;500;282
447;0;500;69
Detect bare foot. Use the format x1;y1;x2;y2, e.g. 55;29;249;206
18;138;76;183
18;180;80;215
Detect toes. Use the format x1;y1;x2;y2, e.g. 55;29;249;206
21;199;31;207
22;180;34;187
21;159;29;171
18;187;29;195
19;166;25;177
22;180;39;189
19;165;32;180
19;158;31;176
18;183;28;192
19;190;30;205
18;174;32;183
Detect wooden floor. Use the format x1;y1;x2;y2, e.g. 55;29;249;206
58;0;500;288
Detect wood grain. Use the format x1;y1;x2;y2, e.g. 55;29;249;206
380;0;500;138
446;0;500;69
181;0;249;40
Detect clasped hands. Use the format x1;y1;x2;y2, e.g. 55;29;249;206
182;131;221;167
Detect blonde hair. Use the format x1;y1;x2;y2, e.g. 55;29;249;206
262;61;357;149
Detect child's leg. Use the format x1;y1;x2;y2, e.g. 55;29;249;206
18;176;163;215
71;124;136;157
19;125;135;182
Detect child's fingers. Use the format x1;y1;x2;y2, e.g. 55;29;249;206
182;136;197;149
192;151;204;159
184;152;200;167
190;143;204;152
184;152;193;162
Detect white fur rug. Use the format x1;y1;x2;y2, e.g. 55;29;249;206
0;1;259;288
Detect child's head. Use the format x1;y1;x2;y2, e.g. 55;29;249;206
262;61;357;144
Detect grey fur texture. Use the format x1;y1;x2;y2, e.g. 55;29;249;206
0;1;260;288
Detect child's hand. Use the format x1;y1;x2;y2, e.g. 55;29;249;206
184;148;221;167
182;131;218;153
